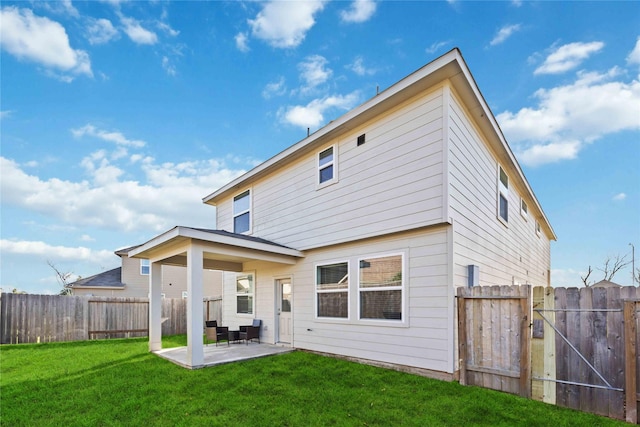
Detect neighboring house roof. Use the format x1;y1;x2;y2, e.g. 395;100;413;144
69;267;125;289
201;48;556;241
591;279;622;288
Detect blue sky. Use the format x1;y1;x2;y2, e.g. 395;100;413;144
1;0;639;294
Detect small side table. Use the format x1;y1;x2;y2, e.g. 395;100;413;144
228;330;241;343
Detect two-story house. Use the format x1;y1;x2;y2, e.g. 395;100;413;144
129;48;555;375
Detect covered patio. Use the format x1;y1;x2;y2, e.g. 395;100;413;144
129;226;304;368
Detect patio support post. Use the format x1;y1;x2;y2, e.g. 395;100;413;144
149;261;162;352
186;243;204;367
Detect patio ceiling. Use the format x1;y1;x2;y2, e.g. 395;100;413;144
128;226;304;271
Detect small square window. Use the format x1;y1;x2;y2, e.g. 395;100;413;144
140;259;150;275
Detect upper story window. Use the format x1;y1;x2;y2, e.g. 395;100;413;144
497;165;509;225
236;272;255;315
316;262;349;318
520;198;528;220
318;146;336;186
535;220;541;237
233;190;251;234
140;259;150;275
359;254;403;321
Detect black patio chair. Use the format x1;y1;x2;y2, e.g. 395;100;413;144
239;319;261;345
205;320;229;346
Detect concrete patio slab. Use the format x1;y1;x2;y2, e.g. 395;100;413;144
154;342;294;369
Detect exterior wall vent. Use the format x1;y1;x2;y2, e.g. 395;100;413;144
357;134;366;146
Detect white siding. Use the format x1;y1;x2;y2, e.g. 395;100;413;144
447;88;551;289
220;226;454;373
216;87;447;250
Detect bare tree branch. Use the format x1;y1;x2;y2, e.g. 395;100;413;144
596;254;631;281
47;260;74;296
581;265;593;287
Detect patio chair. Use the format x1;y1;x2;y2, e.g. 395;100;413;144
205;321;229;346
239;319;261;345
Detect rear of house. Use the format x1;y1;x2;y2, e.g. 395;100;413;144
131;48;555;374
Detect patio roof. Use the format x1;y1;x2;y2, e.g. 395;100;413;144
128;226;304;271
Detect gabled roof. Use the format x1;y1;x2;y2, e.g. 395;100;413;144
201;48;556;241
128;226;304;266
69;267;124;289
115;244;142;256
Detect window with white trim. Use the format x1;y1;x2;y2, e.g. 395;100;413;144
318;146;336;185
233;190;251;234
316;262;348;318
140;259;150;275
535;220;541;237
520;198;528;220
359;255;403;320
236;272;254;314
498;166;509;224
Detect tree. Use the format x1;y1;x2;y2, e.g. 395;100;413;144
581;253;631;286
47;260;74;295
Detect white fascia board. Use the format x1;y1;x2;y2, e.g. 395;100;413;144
128;226;304;259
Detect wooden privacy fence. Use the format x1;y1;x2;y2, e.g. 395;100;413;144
457;285;640;423
0;293;222;344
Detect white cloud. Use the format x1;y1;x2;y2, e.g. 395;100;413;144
426;40;450;55
489;24;522;46
0;239;113;264
157;21;179;37
1;110;14;120
613;193;627;201
551;268;584;287
628;37;640;65
0;154;250;234
279;92;360;129
120;16;158;45
80;234;96;242
0;7;92;79
340;0;377;23
162;56;176;76
298;55;332;93
497;67;640;167
248;0;325;48
534;41;604;75
86;18;119;45
262;76;286;99
72;124;146;148
235;32;250;52
347;56;376;76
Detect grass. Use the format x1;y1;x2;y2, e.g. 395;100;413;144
1;336;626;427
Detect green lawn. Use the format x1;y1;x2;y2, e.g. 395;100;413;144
1;336;625;426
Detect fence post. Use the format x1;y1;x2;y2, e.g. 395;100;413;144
457;292;468;386
624;300;637;424
519;287;532;398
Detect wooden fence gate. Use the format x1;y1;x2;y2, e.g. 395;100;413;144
457;285;640;423
457;285;531;397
